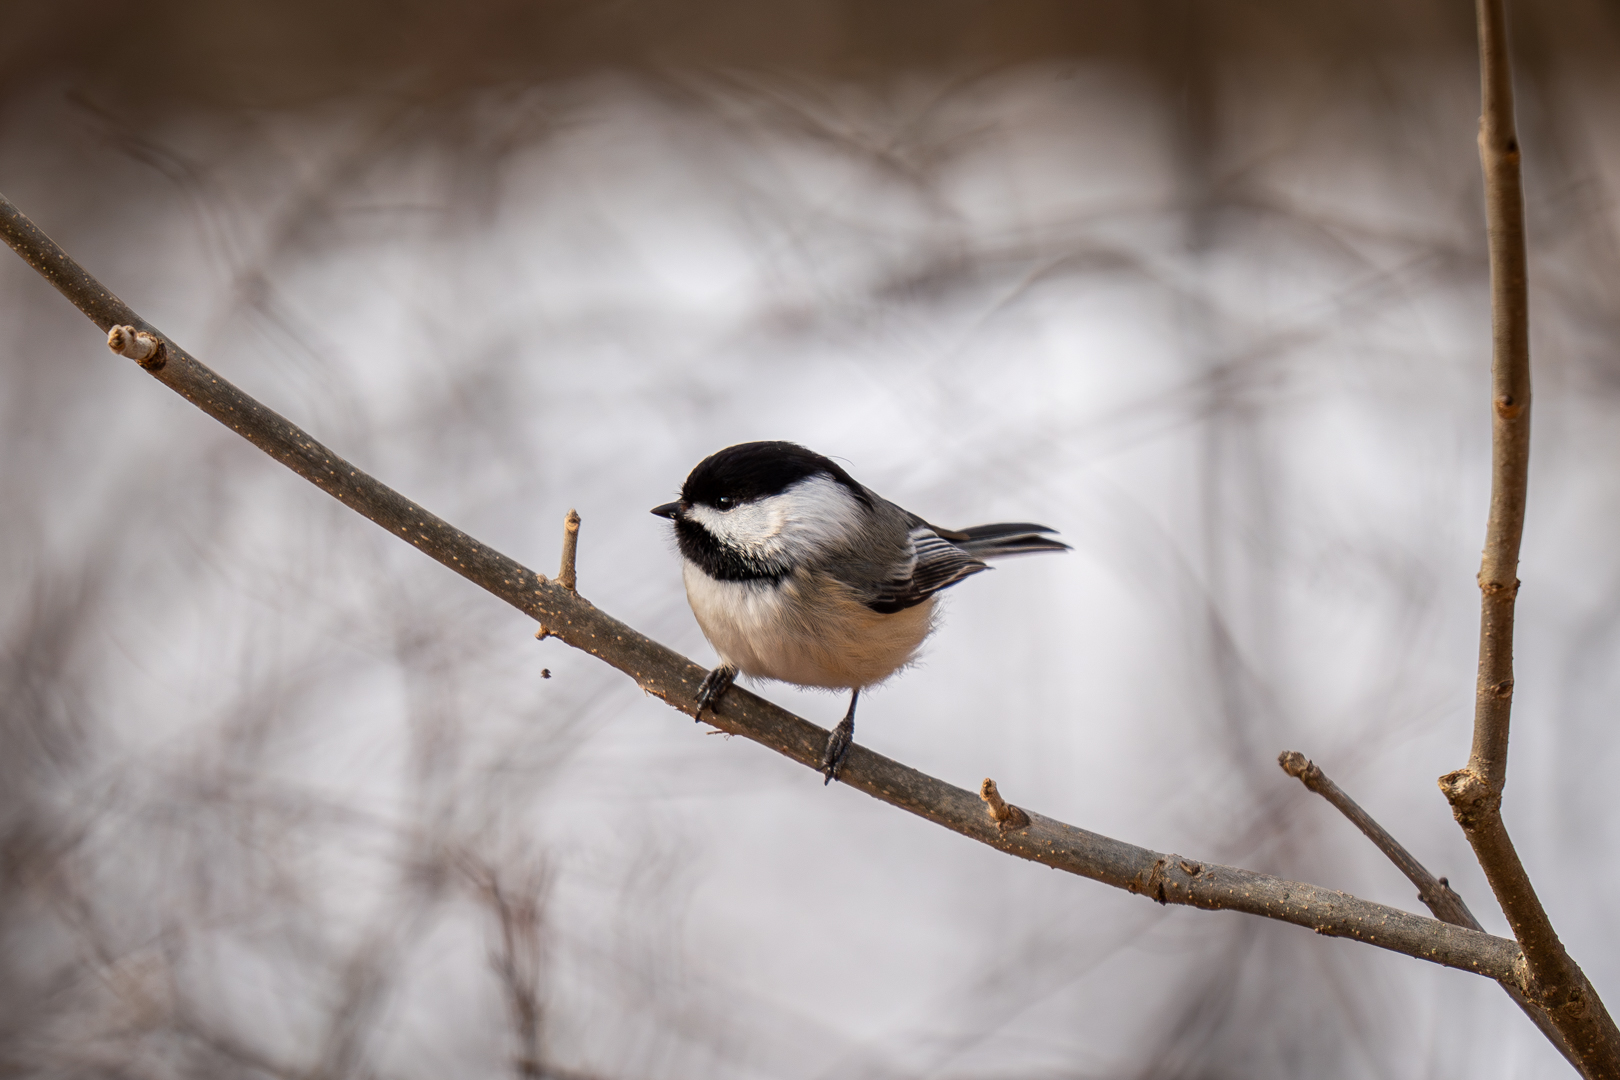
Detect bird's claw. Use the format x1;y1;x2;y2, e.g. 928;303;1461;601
821;715;854;785
695;664;738;720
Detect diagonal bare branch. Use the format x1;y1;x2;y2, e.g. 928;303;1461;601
0;189;1532;988
1280;753;1475;926
1434;2;1620;1073
1280;751;1593;1079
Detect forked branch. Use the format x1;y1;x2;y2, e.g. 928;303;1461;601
1281;752;1591;1078
1435;1;1620;1073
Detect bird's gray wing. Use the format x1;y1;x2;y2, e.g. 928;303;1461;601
863;526;988;614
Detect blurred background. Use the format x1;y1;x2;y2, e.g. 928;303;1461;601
3;1;1620;1076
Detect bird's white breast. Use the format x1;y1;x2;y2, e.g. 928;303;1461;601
682;561;936;690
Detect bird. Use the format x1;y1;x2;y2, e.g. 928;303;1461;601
651;441;1068;784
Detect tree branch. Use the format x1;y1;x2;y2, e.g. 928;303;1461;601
1280;752;1592;1079
1281;753;1477;926
1426;2;1620;1073
1466;0;1530;800
0;190;1539;1014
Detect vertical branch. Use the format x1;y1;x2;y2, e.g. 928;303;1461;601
1469;0;1531;793
464;857;548;1080
535;510;579;640
1440;2;1620;1073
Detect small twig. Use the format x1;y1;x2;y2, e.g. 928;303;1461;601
1280;752;1475;924
558;509;580;592
534;511;579;637
979;778;1030;833
535;510;580;639
1279;751;1592;1078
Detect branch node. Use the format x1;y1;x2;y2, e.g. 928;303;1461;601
558;509;580;592
979;778;1030;834
1438;767;1502;830
107;325;166;370
1138;856;1170;905
1494;394;1524;420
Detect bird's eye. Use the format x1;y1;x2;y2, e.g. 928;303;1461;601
715;496;735;510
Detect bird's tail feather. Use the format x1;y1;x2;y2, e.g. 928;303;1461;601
947;522;1070;559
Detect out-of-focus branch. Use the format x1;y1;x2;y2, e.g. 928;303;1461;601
0;191;1533;987
462;856;548;1080
1280;751;1592;1078
1433;3;1620;1074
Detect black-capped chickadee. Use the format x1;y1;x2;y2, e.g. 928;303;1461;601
652;441;1068;784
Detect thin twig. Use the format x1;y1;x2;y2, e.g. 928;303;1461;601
0;192;1537;991
1281;753;1477;925
535;509;580;638
1280;751;1592;1078
1437;2;1620;1072
558;509;580;592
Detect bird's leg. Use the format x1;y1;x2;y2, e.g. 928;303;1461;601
695;663;738;720
821;688;859;785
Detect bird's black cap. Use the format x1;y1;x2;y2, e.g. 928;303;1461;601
679;441;868;509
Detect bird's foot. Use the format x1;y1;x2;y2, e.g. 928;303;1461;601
695;664;738;720
820;715;855;785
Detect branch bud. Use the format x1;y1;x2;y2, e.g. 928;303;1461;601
107;325;166;370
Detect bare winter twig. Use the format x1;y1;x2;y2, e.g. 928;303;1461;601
0;190;1535;988
558;509;580;592
1280;752;1476;926
1429;2;1620;1074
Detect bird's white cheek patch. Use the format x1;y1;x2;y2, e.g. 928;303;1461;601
684;473;863;564
685;500;786;554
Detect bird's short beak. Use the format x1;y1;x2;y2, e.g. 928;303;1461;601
650;501;682;519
